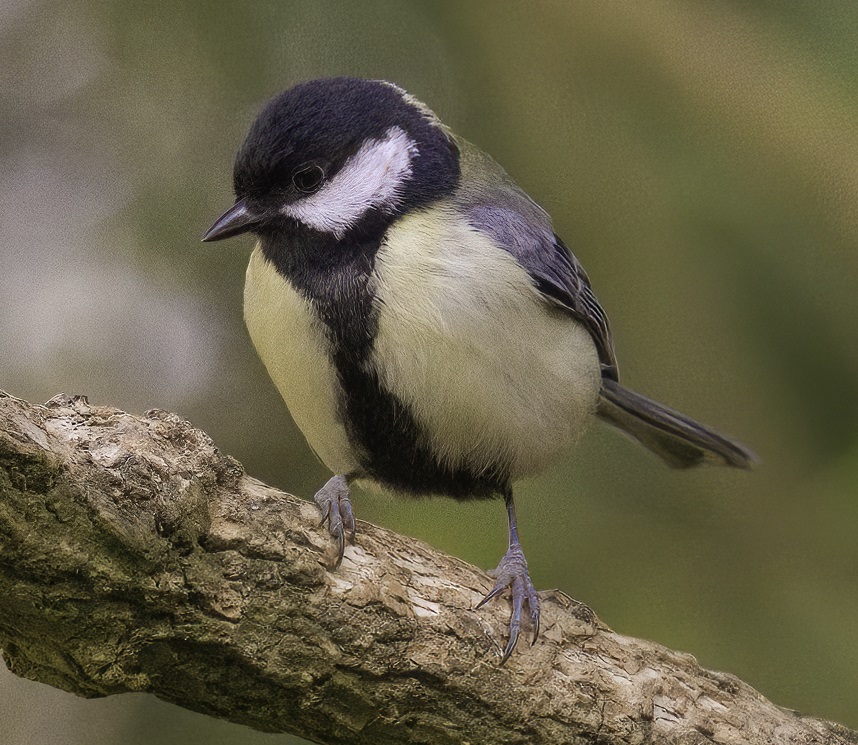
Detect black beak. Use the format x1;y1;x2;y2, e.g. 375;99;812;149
201;199;260;242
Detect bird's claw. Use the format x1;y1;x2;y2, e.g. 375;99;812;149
313;475;356;568
477;543;540;664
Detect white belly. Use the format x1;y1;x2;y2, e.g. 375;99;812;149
371;207;601;480
243;246;359;474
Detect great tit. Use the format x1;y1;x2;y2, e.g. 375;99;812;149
203;77;755;664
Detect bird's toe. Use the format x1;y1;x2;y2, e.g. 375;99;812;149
478;544;541;664
313;475;355;568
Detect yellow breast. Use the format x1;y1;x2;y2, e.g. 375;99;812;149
243;246;360;475
371;206;602;479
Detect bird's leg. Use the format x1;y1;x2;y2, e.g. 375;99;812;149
477;487;540;664
313;474;356;568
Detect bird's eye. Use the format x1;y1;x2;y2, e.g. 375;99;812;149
292;164;325;194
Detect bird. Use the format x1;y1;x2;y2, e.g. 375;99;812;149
203;77;756;664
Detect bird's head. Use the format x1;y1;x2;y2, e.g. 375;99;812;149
203;77;459;243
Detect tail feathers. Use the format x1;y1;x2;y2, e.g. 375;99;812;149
597;379;757;470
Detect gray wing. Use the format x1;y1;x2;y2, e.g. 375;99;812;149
450;139;761;470
465;203;760;469
453;136;618;380
448;138;760;470
467;204;617;381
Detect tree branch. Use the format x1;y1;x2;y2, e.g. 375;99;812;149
0;390;853;745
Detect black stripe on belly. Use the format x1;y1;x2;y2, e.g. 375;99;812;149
260;224;506;499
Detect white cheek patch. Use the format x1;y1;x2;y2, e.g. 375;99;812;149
283;126;417;237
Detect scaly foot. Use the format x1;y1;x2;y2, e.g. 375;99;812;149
477;543;540;664
313;475;355;568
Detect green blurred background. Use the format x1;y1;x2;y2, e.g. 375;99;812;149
2;0;857;741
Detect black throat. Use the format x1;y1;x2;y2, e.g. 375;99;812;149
259;222;506;499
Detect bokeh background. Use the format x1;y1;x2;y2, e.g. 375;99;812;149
2;1;857;742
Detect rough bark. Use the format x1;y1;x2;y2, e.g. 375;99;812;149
0;390;854;745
